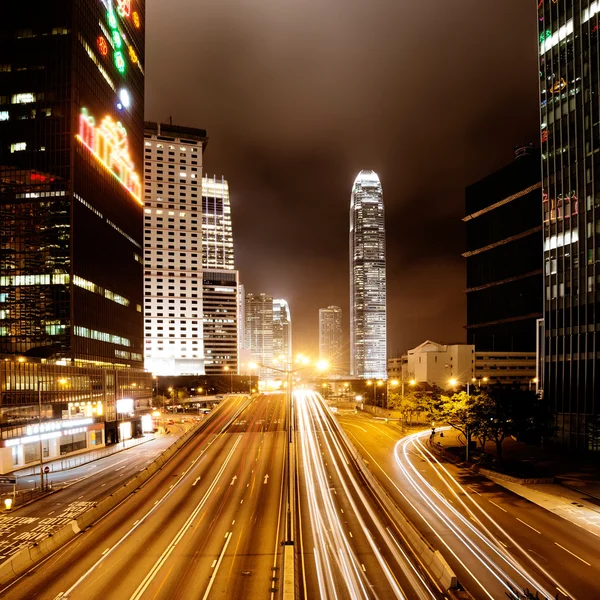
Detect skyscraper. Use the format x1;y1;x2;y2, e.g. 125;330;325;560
273;299;292;364
201;176;234;270
319;305;343;373
538;4;600;449
349;170;387;379
0;1;145;367
142;123;207;376
245;293;273;377
464;146;542;352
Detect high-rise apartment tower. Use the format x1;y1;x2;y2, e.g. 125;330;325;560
538;3;600;449
349;170;387;379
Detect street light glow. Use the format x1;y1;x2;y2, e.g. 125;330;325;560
316;359;329;371
449;378;457;386
390;380;399;387
409;379;416;386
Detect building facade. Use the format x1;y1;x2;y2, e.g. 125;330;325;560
538;3;600;448
349;170;387;379
319;305;343;373
201;175;234;270
273;299;292;364
464;146;543;352
0;1;146;368
245;293;273;377
142;123;207;376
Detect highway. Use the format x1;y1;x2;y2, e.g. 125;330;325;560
295;391;440;600
337;410;600;600
0;393;287;600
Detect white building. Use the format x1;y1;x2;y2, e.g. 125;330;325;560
319;305;343;374
273;299;292;365
142;123;207;376
245;293;274;377
393;340;536;390
350;170;387;379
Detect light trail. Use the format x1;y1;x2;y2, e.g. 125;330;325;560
296;391;437;600
394;430;560;600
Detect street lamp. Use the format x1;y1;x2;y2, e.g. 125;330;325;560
223;365;233;394
529;377;538;392
248;362;257;394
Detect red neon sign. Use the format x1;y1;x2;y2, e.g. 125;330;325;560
97;36;108;57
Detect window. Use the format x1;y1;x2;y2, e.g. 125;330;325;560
0;111;9;121
12;93;36;104
10;142;26;153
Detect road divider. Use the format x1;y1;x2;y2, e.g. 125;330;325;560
0;395;254;588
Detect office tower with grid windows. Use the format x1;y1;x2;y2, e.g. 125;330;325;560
319;305;343;373
0;1;145;368
349;170;387;379
142;123;207;376
538;2;600;449
201;175;238;374
273;299;292;364
245;293;273;377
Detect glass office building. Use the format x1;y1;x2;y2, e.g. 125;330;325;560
273;299;292;365
0;1;145;368
349;170;387;379
538;1;600;449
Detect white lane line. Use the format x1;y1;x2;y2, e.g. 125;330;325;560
468;486;481;496
133;520;139;526
232;520;235;525
202;532;233;600
101;548;110;555
361;563;366;572
47;511;55;516
263;474;269;484
211;559;217;568
489;500;507;513
77;495;84;500
516;518;541;535
193;476;201;486
554;542;591;566
348;531;353;538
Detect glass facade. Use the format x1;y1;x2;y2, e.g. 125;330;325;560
0;1;145;368
349;170;387;379
201;176;234;270
464;148;543;352
538;1;600;449
245;293;274;378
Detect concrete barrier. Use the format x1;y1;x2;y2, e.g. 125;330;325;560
331;410;458;591
0;395;254;587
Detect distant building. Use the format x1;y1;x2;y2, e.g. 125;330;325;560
319;306;343;373
245;293;273;376
399;340;535;390
464;146;542;352
201;175;234;270
143;123;208;376
349;170;387;379
273;299;292;365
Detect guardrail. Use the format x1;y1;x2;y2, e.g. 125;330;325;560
327;399;458;592
0;395;254;587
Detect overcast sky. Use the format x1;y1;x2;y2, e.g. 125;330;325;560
145;0;540;358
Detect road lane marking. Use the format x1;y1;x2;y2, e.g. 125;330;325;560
211;559;217;568
516;518;541;534
230;475;237;486
133;520;139;526
489;500;507;513
232;520;235;525
264;474;269;484
102;548;110;555
193;476;201;486
468;486;481;496
361;563;366;572
348;531;353;538
47;511;55;516
554;542;591;566
202;532;233;600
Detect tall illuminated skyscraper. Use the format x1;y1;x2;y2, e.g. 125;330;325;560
538;3;600;449
349;170;386;379
0;2;145;367
245;293;273;378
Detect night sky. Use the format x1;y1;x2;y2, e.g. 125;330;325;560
146;0;541;358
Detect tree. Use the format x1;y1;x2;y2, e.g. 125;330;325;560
154;394;168;409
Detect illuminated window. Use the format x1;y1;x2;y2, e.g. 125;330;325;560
0;111;9;121
10;142;26;153
12;93;36;104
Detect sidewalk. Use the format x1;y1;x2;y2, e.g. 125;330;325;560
435;428;600;539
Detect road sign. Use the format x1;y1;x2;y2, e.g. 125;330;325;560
44;466;50;474
0;476;16;485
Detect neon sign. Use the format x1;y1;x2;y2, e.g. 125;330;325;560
132;11;140;28
117;0;131;18
97;36;108;56
77;108;142;204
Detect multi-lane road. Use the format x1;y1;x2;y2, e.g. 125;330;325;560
338;410;600;599
0;393;287;599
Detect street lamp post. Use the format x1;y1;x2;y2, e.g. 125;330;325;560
37;379;44;492
223;365;233;394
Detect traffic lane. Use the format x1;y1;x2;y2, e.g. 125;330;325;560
314;406;437;599
338;416;524;598
61;395;267;599
0;396;247;557
0;396;253;599
114;394;286;599
410;433;600;599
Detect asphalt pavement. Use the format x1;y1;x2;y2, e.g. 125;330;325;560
0;393;287;600
337;410;600;600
